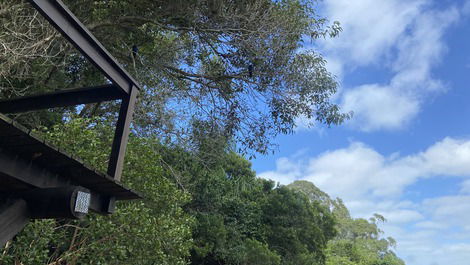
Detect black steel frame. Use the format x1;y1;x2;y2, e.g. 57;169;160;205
0;0;141;181
0;0;142;246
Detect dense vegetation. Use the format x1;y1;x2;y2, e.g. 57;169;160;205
1;0;404;264
288;181;404;265
0;120;404;265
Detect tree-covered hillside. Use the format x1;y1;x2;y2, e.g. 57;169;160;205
289;181;405;265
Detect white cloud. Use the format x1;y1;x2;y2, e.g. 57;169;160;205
388;226;470;265
259;137;470;200
460;179;470;193
381;209;424;223
316;0;460;131
403;138;470;177
323;56;344;80
432;244;470;265
414;221;448;230
341;84;419;131
322;0;426;66
422;195;470;229
395;196;470;265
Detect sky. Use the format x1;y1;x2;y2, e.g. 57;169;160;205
253;0;470;264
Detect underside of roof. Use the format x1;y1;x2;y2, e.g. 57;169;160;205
0;114;141;200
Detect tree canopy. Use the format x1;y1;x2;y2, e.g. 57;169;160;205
288;181;405;265
0;0;349;154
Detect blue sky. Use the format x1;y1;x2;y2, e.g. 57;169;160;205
253;0;470;264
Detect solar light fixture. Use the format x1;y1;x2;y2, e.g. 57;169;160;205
74;191;91;214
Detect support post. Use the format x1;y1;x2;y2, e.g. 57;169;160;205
107;86;138;181
0;199;29;247
105;86;138;213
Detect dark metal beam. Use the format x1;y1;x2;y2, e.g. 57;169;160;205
0;84;124;114
17;186;91;219
107;86;138;181
25;0;141;184
26;0;141;94
0;149;111;214
0;199;30;247
0;114;141;201
0;150;68;189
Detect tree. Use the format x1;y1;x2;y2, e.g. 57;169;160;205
288;181;405;265
1;0;349;155
262;186;336;265
154;131;336;265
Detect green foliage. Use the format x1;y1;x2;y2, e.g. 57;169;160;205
0;121;406;265
1;119;193;265
239;239;281;265
0;220;61;265
155;134;336;265
262;186;336;265
288;181;405;265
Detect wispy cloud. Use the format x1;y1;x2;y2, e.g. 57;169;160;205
259;137;470;199
316;0;461;131
460;179;470;193
321;0;426;67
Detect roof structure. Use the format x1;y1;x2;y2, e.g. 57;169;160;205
0;114;140;201
0;0;144;246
